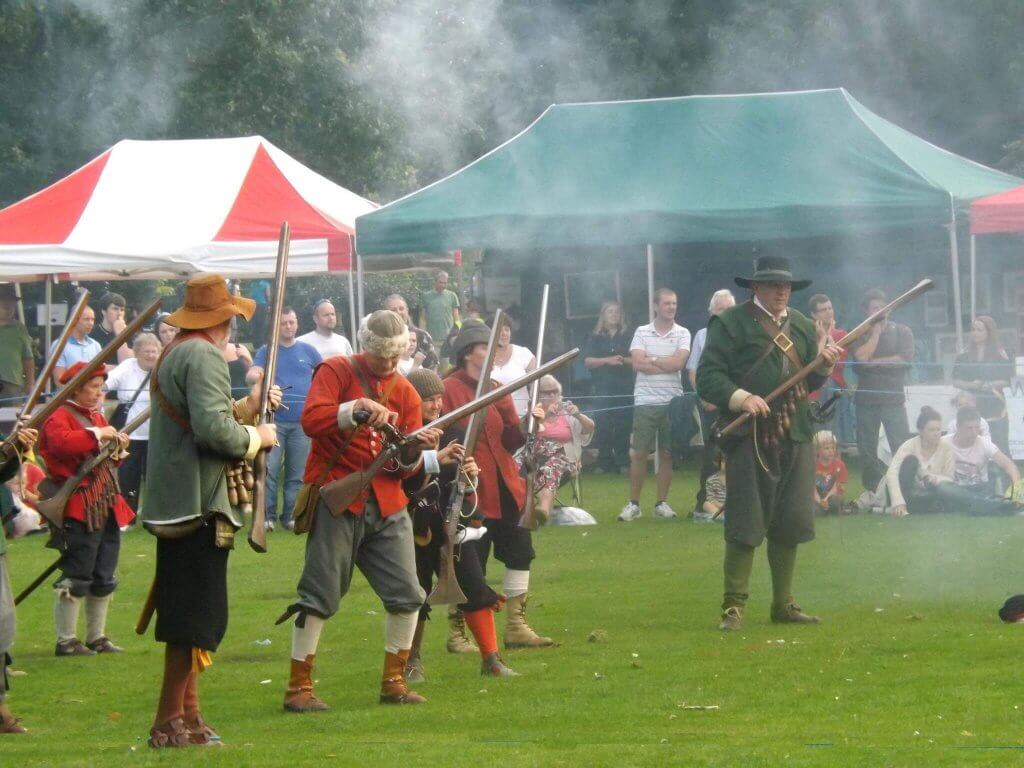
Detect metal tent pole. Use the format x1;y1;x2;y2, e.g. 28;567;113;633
948;204;964;350
356;252;366;344
347;235;358;350
44;276;53;393
646;243;656;322
646;242;659;472
969;234;977;321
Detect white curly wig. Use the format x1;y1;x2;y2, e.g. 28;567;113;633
358;310;411;359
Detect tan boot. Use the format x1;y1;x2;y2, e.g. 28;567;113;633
719;606;744;631
379;651;427;704
504;593;555;649
445;607;479;654
284;654;330;713
0;703;27;734
480;652;519;677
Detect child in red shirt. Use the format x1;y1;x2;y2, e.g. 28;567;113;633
814;430;847;516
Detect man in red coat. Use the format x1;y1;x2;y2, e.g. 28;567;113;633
282;310;441;712
443;320;554;648
39;362;133;656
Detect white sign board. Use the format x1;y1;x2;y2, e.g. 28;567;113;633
35;302;68;326
484;277;522;311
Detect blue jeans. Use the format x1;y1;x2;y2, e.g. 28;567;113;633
265;421;310;523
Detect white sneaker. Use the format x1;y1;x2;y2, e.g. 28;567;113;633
692;511;714;523
264;520;276;532
617;502;641;522
653;502;678;519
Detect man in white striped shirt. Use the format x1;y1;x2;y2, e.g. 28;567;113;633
619;288;691;521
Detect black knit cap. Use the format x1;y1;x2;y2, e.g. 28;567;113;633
999;594;1024;623
450;319;492;363
407;368;444;399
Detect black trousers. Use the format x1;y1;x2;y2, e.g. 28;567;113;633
856;402;911;490
595;395;632;470
477;478;534;573
117;439;148;514
414;532;500;620
60;515;121;597
155;522;230;651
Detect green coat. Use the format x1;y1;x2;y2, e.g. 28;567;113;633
696;301;825;443
144;338;259;529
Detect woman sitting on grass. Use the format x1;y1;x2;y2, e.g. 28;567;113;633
520;374;595;524
885;406;954;517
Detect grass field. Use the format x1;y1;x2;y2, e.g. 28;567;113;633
4;465;1024;767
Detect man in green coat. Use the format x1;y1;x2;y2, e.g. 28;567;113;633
696;256;839;631
143;274;278;748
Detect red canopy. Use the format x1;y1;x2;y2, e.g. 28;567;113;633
970;185;1024;234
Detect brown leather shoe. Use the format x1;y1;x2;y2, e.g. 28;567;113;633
771;602;821;624
480;652;519;677
0;704;27;734
148;717;191;748
379;651;426;704
719;606;744;631
284;655;330;713
55;639;96;657
86;636;123;654
184;713;222;746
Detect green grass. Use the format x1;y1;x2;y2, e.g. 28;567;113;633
5;465;1024;766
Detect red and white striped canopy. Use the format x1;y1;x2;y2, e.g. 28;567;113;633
0;136;378;280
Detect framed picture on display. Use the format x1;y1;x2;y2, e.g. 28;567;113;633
1003;271;1024;313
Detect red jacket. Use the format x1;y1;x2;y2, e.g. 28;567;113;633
442;369;526;520
39;402;135;527
301;354;423;517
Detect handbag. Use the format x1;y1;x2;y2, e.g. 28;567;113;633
110;370;151;430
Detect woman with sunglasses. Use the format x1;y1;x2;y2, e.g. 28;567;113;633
521;375;595;524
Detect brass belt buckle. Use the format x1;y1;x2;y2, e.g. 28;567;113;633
773;333;794;353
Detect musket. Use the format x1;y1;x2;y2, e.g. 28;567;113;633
249;221;291;554
0;298;160;478
519;285;549;530
19;290;90;419
319;347;581;521
14;557;61;606
715;278;934;439
35;407;151;528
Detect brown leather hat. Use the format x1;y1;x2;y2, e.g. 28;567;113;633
165;274;256;330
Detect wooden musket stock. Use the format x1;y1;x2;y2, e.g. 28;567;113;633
715;278;934;439
19;290;90;419
249;221;291;554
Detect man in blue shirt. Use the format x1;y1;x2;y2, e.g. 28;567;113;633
249;307;322;531
50;304;103;386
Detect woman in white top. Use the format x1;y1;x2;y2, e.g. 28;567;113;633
489;315;537;417
885;406;954;517
105;332;159;513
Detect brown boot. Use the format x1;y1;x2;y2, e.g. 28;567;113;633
148;717;190;748
480;652;519;677
770;602;821;624
719;606;744;631
379;651;426;704
0;703;27;734
446;607;479;654
504;593;555;649
183;713;222;746
284;654;330;713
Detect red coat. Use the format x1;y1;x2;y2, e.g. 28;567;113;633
39;402;135;527
301;354;423;517
442;370;526;520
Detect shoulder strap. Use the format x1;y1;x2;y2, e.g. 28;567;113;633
62;404;97;431
149;332;217;435
125;370;151;410
740;302;804;386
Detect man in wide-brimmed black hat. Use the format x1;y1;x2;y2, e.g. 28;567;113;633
696;256;839;631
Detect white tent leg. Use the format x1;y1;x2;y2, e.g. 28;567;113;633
969;234;977;321
356;252;365;339
44;276;53;393
347;267;357;350
646;242;659;473
949;208;963;349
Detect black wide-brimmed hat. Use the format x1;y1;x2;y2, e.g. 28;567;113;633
734;256;812;291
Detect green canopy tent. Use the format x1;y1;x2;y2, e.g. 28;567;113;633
356;88;1021;343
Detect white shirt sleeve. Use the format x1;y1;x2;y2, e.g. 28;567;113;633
629;327;644;352
677;326;691;352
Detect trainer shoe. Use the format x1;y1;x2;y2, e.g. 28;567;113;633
692;511;714;523
653;501;678;519
264;520;275;532
282;520;295;531
55;639;96;657
617;502;641;522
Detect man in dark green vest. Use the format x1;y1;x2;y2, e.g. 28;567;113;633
697;256;839;631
